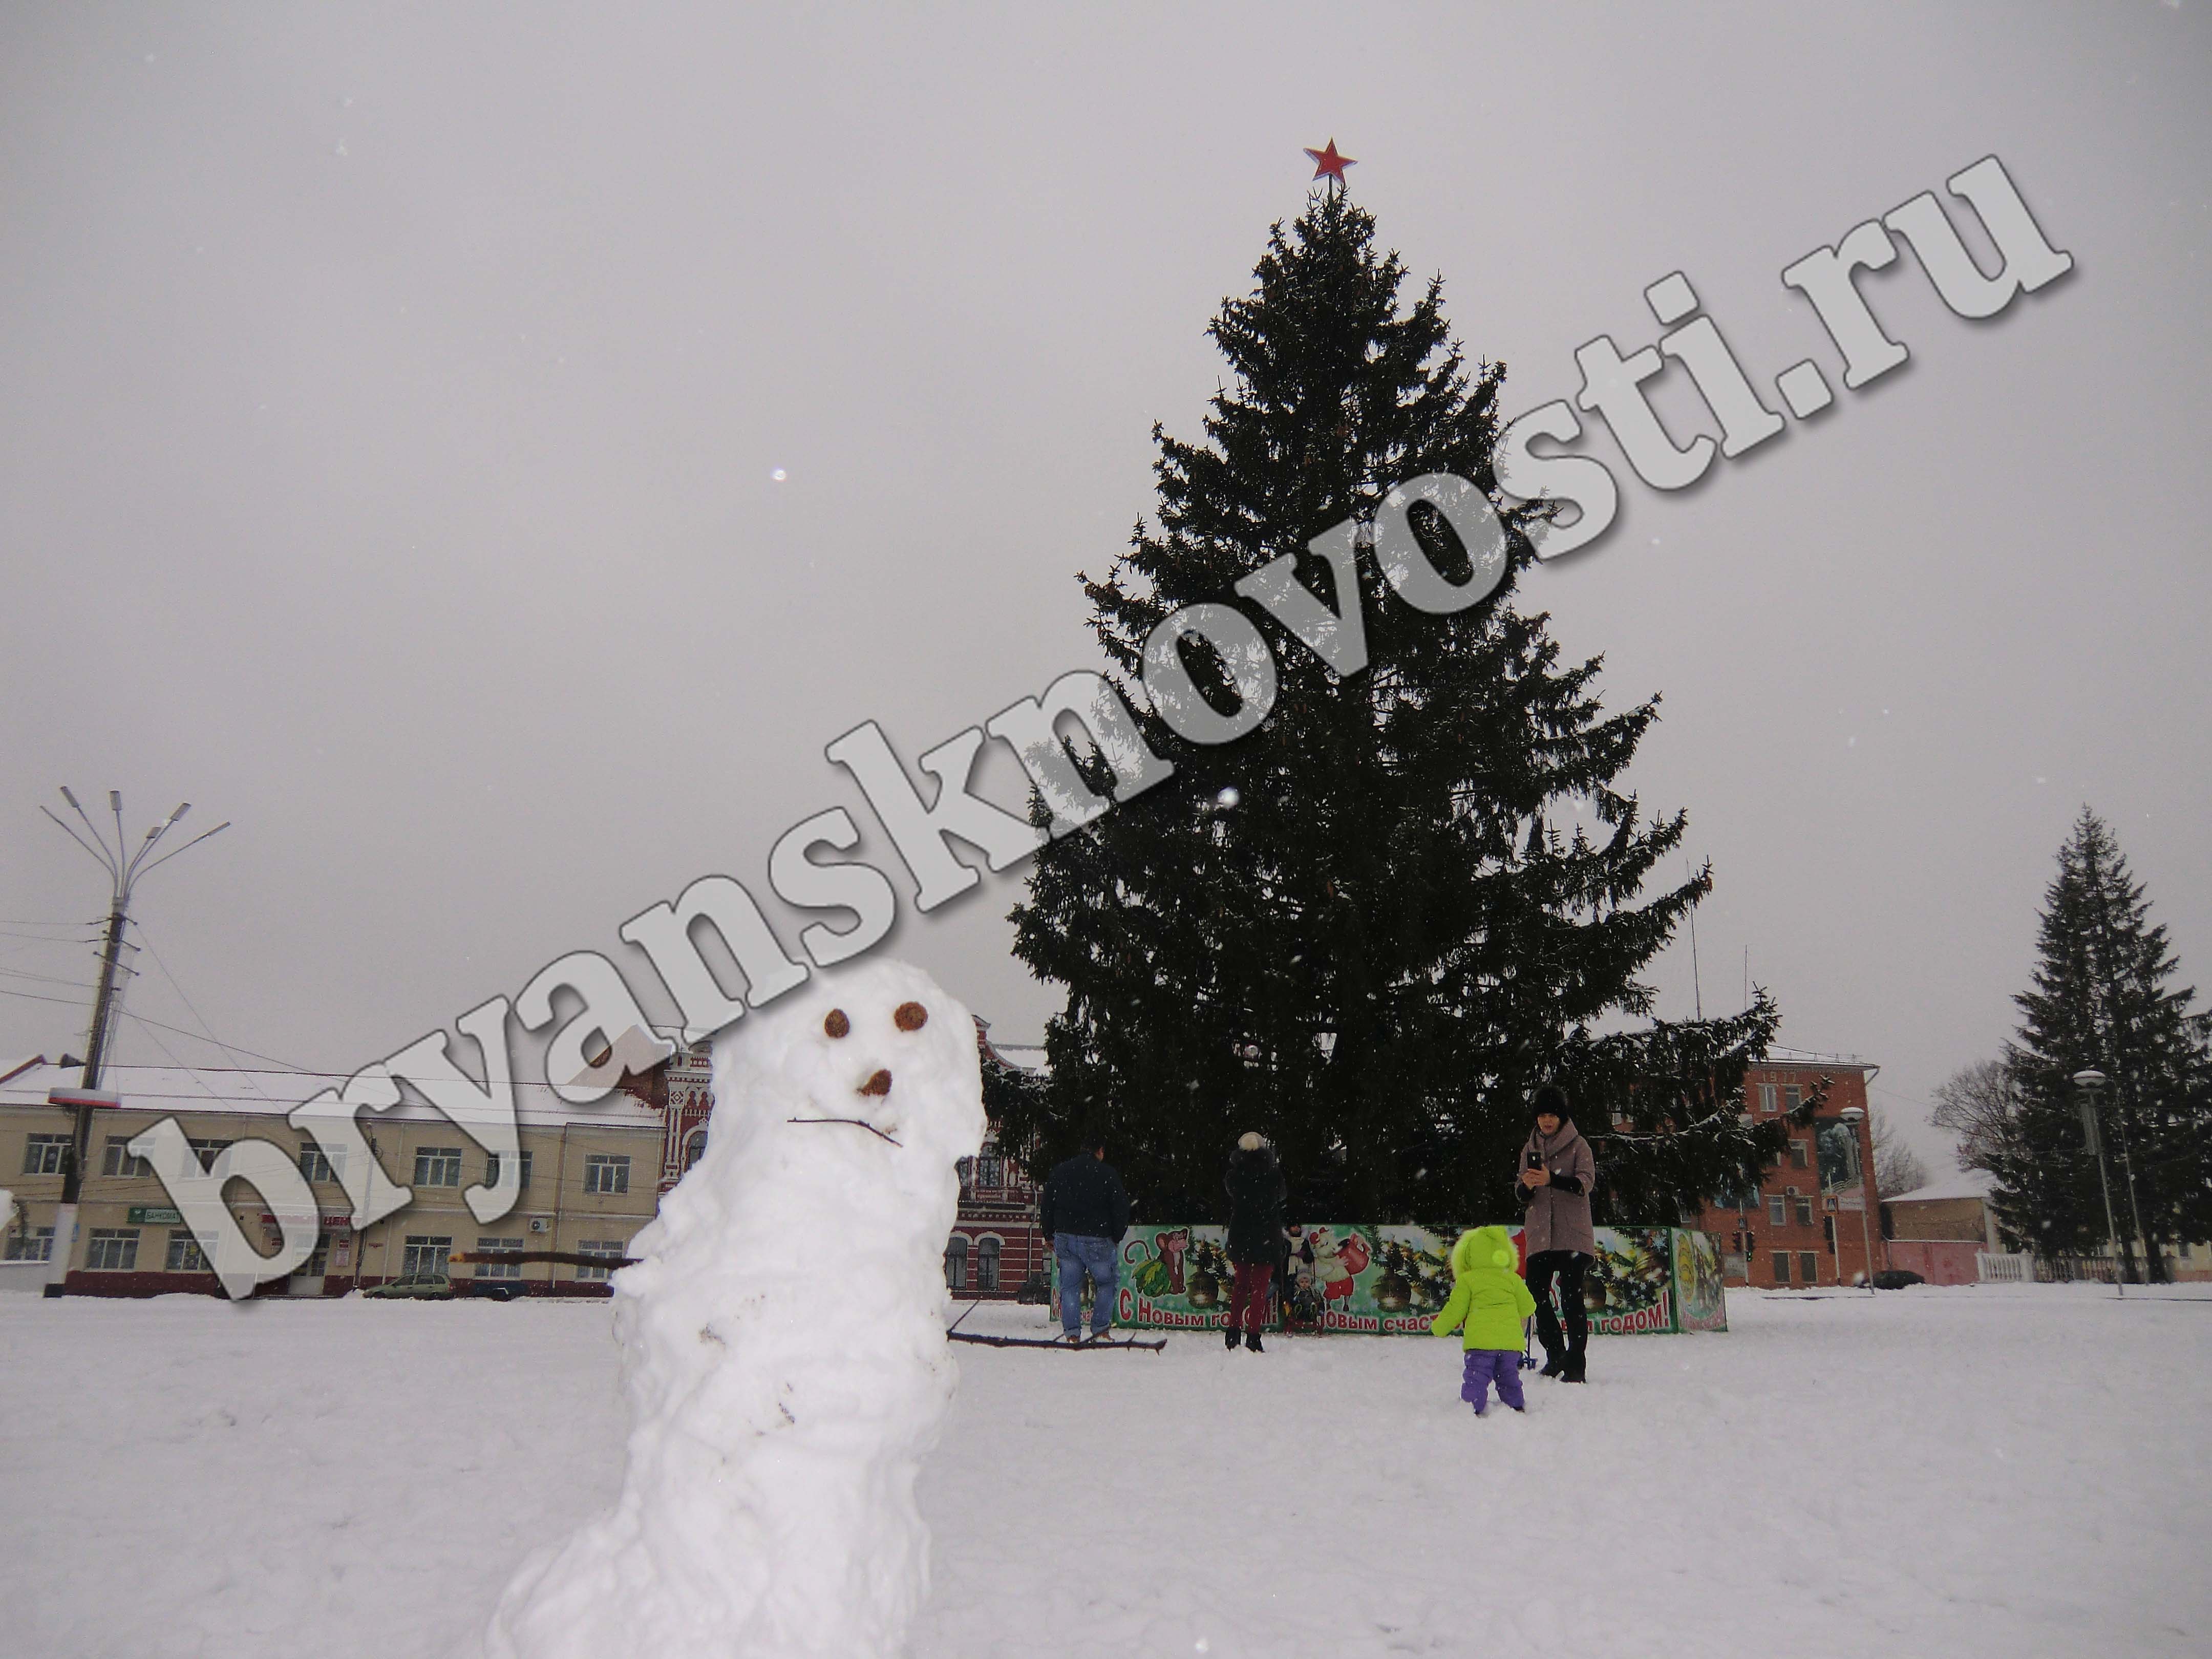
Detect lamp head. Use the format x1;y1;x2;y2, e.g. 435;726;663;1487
2072;1068;2109;1093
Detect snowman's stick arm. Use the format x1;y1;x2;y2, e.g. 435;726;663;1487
448;1248;642;1269
786;1116;903;1146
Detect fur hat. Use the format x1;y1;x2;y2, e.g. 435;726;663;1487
1237;1131;1265;1152
1531;1083;1569;1121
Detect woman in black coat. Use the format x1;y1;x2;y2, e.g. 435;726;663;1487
1223;1133;1287;1352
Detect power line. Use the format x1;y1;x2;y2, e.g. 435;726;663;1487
0;986;96;1011
0;1083;646;1110
132;921;301;1093
0;985;311;1070
0;966;100;992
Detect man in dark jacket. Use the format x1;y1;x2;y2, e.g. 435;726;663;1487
1039;1131;1132;1343
1514;1083;1598;1382
1223;1133;1287;1352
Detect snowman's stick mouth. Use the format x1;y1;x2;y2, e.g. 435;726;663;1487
786;1115;902;1146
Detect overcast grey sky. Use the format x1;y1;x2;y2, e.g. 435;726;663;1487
4;3;2207;1171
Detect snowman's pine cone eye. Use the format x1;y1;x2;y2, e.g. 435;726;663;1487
894;1001;928;1032
824;1009;850;1039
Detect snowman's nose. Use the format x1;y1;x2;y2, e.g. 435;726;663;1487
859;1069;892;1097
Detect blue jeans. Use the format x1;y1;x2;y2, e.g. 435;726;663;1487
1055;1235;1119;1335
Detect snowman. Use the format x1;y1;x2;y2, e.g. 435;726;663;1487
484;959;986;1659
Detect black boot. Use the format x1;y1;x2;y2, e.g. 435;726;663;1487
1538;1351;1565;1379
1245;1329;1265;1353
1225;1325;1240;1350
1561;1351;1587;1383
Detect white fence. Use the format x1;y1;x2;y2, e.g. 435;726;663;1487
1975;1252;2033;1283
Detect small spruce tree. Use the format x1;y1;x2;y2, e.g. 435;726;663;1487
1993;809;2212;1281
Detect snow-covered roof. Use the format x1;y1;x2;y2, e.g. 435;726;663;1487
0;1060;665;1129
0;1054;51;1088
1886;1169;1996;1206
1756;1046;1879;1073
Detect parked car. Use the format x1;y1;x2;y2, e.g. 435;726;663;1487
362;1273;521;1302
362;1272;452;1300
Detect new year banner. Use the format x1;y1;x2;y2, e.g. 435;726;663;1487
1081;1223;1728;1334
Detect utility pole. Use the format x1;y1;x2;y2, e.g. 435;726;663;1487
39;788;229;1292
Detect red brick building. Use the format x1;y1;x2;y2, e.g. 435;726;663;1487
648;1039;716;1195
1693;1054;1884;1289
945;1019;1048;1300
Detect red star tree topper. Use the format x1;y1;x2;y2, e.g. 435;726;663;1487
1304;138;1355;186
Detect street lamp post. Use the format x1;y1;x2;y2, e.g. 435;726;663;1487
2072;1069;2128;1296
38;788;229;1292
1838;1106;1876;1296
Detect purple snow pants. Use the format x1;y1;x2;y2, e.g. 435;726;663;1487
1460;1349;1525;1414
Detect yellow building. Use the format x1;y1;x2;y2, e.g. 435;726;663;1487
2;1058;661;1298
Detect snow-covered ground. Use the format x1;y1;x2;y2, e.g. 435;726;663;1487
3;1282;2205;1658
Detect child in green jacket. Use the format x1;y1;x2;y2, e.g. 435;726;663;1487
1430;1224;1538;1415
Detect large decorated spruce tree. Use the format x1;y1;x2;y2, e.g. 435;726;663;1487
1005;180;1803;1224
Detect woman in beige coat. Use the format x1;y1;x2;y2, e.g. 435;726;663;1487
1514;1084;1597;1382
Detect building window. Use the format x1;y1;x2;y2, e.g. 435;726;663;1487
1794;1198;1814;1228
400;1235;453;1280
977;1156;1004;1190
1757;1083;1777;1115
1798;1251;1820;1284
976;1235;1001;1292
414;1146;463;1187
956;1157;975;1197
1767;1195;1787;1227
944;1234;968;1291
1788;1141;1808;1170
1783;1086;1802;1113
1772;1250;1792;1284
102;1137;153;1178
575;1240;624;1281
22;1134;71;1176
584;1154;631;1196
485;1151;534;1190
475;1236;524;1280
188;1138;232;1171
299;1143;343;1185
86;1228;140;1270
165;1229;207;1272
5;1227;54;1262
682;1132;707;1174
